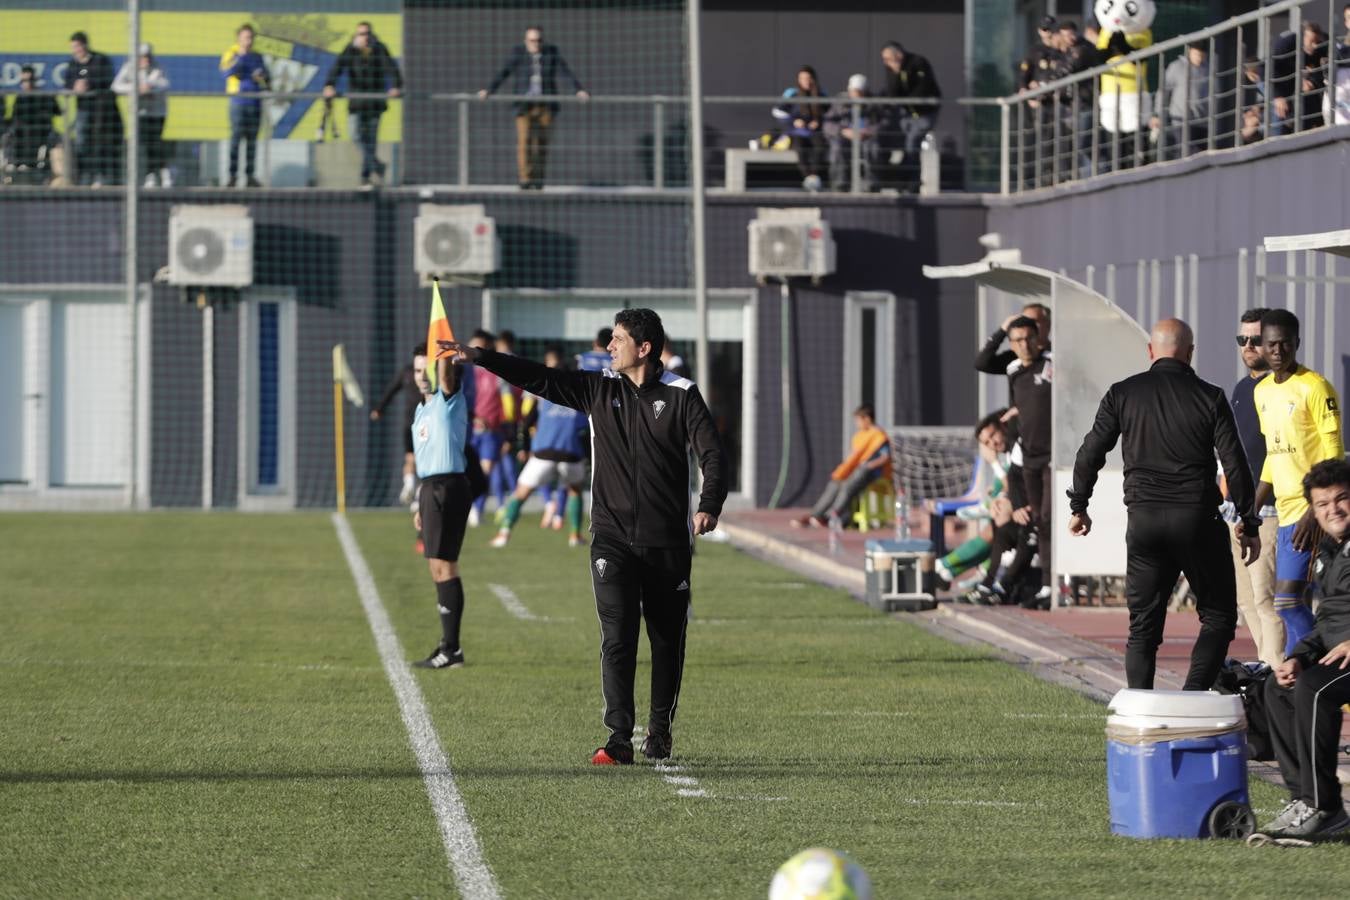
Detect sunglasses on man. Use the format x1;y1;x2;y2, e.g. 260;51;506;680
1235;335;1262;347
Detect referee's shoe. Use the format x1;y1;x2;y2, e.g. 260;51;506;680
414;645;465;669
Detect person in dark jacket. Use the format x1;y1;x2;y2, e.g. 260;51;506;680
371;342;427;506
439;307;726;767
878;40;941;186
4;65;60;182
1068;318;1261;691
772;65;829;191
479;26;588;189
974;303;1052;375
323;22;402;186
64;31;123;186
1260;457;1350;838
976;311;1054;608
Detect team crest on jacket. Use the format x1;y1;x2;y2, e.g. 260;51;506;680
653;400;667;420
594;558;609;577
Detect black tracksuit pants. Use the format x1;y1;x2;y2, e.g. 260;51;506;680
1124;505;1237;690
1265;664;1350;812
590;534;692;748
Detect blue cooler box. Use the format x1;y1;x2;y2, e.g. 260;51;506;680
1106;689;1250;839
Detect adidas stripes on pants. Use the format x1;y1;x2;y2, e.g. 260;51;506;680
1265;663;1350;812
590;534;692;746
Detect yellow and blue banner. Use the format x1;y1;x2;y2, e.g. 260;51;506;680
0;10;402;141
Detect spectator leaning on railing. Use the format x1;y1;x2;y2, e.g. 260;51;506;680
113;43;171;188
479;26;588;191
323;22;403;187
1054;20;1100;179
1328;5;1350;125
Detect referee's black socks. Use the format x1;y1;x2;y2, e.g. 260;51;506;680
436;578;465;652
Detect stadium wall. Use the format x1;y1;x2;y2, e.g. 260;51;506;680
985;126;1350;406
0;191;984;510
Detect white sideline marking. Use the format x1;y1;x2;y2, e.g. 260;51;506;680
487;583;541;621
332;514;501;900
901;798;1032;808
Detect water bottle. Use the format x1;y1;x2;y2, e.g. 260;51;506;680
827;513;842;555
894;490;911;541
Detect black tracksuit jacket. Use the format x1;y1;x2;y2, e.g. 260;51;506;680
1293;536;1350;663
472;351;727;547
1068;358;1259;532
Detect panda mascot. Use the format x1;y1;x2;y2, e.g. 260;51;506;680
1094;0;1156;138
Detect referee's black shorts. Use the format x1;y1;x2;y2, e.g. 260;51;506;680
419;473;471;561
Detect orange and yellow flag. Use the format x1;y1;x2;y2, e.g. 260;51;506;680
426;277;456;367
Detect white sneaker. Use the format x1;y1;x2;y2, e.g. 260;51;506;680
467;506;481;527
159;167;174;187
489;530;510;548
143;172;158;188
934;558;955;584
802;174;822;192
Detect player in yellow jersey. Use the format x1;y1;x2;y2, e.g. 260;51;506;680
1253;309;1344;656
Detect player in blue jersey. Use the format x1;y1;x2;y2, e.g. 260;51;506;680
576;327;613;372
410;345;472;669
491;346;590;548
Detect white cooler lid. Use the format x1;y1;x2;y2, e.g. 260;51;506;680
1107;689;1243;721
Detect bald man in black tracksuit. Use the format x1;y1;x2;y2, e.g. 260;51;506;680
442;308;726;766
1068;319;1261;691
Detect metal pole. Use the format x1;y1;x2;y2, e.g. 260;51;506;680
1091;77;1100;176
998;101;1010;195
1292;5;1304;133
1256;245;1268;309
1262;16;1273;137
1174;254;1185;317
850;99;861;193
653;100;665;189
688;0;710;391
125;0;140;507
1206;35;1216;152
1158;49;1169;159
1236;26;1246;146
457;99;469;186
1051;92;1061;185
1015;101;1024;192
202;301;214;510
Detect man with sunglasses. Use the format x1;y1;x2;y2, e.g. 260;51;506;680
1226;309;1283;667
322;22;402;187
1253;309;1343;657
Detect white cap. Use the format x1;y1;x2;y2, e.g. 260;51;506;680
847;73;868;92
139;42;153;55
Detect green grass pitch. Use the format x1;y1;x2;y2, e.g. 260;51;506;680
3;511;1349;898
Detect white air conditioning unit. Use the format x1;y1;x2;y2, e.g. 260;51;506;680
167;204;254;287
415;204;500;280
748;207;836;280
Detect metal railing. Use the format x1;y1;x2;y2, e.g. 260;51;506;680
985;0;1347;194
2;87;946;193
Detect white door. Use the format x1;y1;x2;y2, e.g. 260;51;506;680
0;301;45;485
842;292;896;449
48;300;131;487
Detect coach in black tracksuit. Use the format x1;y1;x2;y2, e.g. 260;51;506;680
1067;319;1261;691
442;308;726;765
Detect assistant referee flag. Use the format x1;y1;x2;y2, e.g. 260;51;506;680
427;277;456;365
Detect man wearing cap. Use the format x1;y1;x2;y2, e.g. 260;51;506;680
823;73;880;191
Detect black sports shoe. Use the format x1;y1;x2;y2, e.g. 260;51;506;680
641;732;673;760
414;645;464;669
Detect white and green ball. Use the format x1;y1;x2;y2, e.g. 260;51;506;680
769;847;871;900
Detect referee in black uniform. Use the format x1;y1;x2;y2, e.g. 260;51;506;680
441;308;727;765
1067;319;1261;690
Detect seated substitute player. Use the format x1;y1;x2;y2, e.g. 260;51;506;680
410;346;472;670
1260;458;1350;838
1252;309;1344;655
439;308;727;765
789;404;891;527
490;345;589;549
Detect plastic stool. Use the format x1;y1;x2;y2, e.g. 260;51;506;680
852;479;895;532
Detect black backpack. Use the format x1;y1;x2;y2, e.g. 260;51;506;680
1213;658;1275;762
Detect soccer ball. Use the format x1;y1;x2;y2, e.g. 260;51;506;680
769;848;871;900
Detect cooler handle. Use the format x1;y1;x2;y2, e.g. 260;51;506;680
1167;737;1224;751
